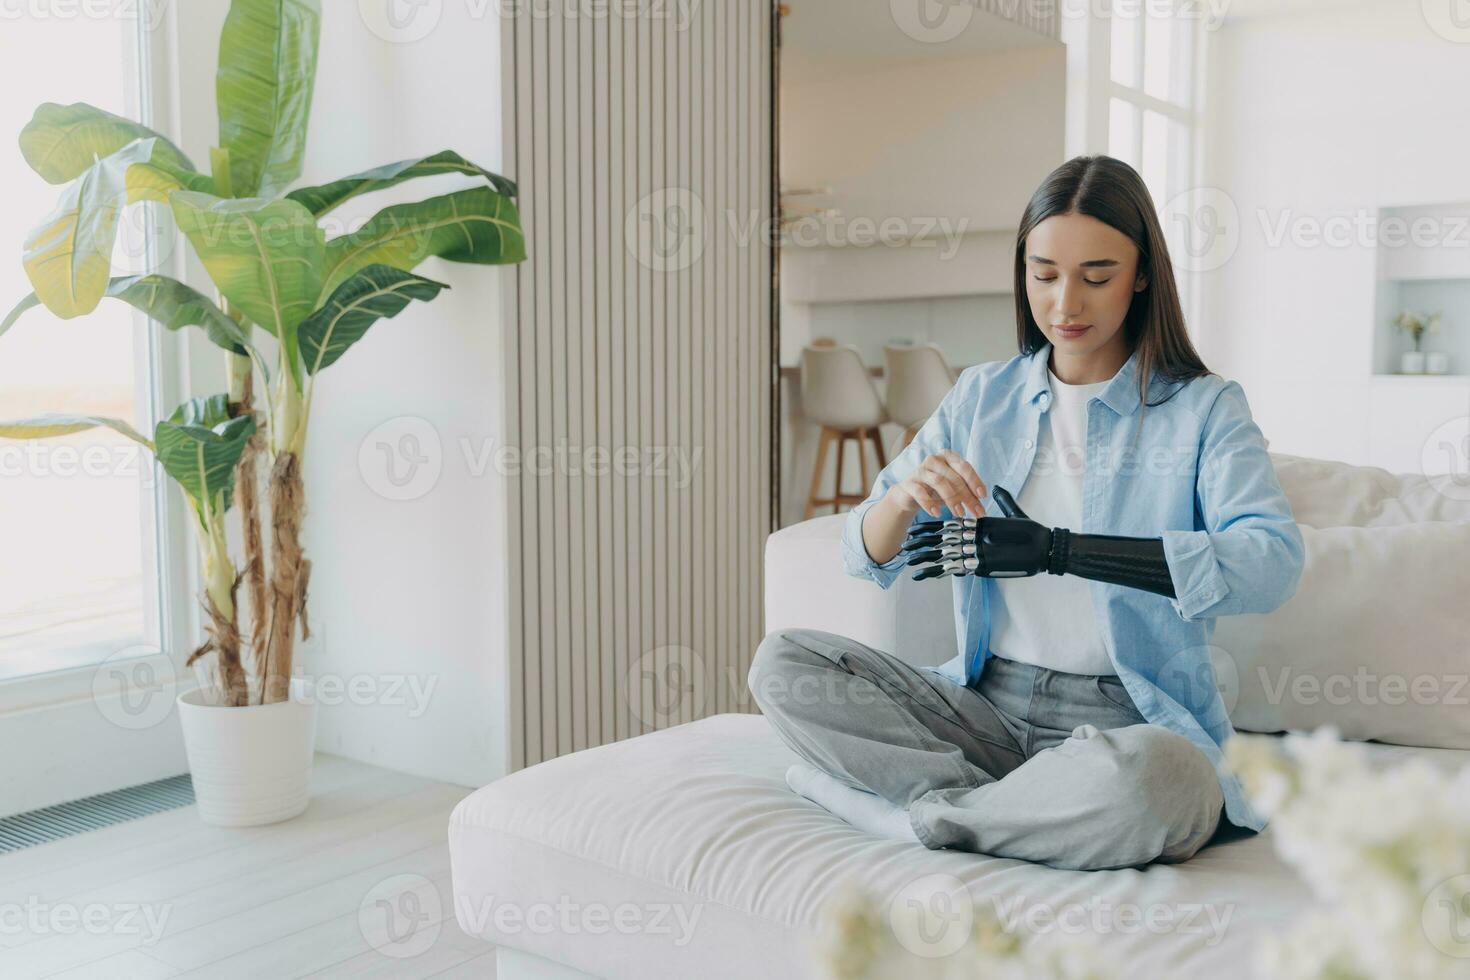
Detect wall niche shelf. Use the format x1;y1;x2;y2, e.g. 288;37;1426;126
1371;203;1470;379
1366;202;1470;475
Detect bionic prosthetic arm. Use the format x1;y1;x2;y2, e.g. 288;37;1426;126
901;486;1177;599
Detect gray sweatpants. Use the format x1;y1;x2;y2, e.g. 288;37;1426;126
748;628;1227;871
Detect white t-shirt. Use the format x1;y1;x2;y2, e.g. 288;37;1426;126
986;367;1116;676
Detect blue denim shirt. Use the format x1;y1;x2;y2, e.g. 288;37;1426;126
841;341;1305;833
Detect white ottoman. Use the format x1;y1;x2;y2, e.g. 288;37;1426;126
448;711;1401;980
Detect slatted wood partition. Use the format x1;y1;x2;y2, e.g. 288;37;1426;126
502;2;774;768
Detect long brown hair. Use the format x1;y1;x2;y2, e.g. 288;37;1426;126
1012;155;1212;443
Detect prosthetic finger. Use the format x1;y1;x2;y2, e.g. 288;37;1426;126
991;485;1028;520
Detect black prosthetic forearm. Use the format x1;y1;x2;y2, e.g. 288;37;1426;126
902;485;1178;599
1046;529;1176;598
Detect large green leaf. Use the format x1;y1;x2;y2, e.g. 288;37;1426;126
170;190;324;336
319;186;526;298
299;264;449;375
155;395;257;519
2;277;254;358
105;275;257;356
19;102;195;184
216;0;322;198
285;151;518;217
0;414;152;448
23;138;214;318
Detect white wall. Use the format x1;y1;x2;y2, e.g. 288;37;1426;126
781;45;1067;235
297;7;511;788
1196;6;1470;465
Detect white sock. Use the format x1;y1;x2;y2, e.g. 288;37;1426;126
785;763;920;843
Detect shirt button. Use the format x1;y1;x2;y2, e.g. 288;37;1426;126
1024;438;1034;449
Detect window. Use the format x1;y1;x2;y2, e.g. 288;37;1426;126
1105;0;1203;316
0;13;163;681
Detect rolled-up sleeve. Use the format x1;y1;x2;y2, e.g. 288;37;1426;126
1161;380;1305;622
841;370;974;590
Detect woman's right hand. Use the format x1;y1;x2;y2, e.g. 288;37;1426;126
884;450;988;520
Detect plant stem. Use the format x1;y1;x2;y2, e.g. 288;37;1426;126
192;514;248;706
221;296;271;705
263;450;306;704
233;365;270;697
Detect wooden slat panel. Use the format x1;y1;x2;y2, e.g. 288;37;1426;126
502;2;772;767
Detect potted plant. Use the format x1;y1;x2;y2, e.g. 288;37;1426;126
0;0;526;825
1393;310;1442;374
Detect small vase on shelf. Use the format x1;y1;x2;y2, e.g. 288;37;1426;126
1425;351;1451;375
1401;350;1426;374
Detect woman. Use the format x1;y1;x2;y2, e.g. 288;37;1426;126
748;155;1305;872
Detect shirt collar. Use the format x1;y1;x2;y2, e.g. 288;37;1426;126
1024;341;1151;417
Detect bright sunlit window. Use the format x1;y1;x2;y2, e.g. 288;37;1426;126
1106;0;1201;314
0;14;160;680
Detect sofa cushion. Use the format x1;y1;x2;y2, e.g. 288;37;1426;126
1217;519;1470;747
1270;451;1470;528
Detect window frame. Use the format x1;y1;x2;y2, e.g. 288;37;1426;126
0;12;195;718
1096;0;1211;335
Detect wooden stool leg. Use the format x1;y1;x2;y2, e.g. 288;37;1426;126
805;427;833;520
870;427;889;468
832;430;847;515
898;425;916;453
857;427;871;497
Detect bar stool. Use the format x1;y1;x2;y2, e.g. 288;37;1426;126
799;344;888;519
883;343;955;451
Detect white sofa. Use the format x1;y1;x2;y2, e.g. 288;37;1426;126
449;452;1470;979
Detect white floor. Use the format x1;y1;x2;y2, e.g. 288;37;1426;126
0;754;497;979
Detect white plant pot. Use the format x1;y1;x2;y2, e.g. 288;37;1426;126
1426;351;1451;375
1401;350;1427;374
178;677;318;827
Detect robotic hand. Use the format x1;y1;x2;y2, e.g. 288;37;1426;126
900;485;1178;599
